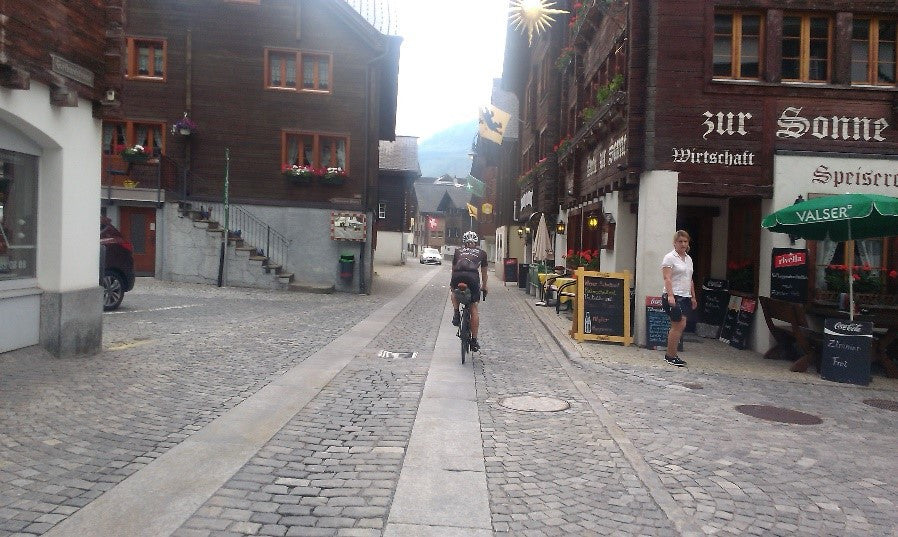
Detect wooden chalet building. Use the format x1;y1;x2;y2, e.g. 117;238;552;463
107;0;400;292
503;0;898;350
0;0;123;355
376;136;421;265
412;176;473;254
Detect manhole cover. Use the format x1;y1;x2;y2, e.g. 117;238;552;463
863;399;898;412
680;382;703;390
735;405;822;425
500;395;570;412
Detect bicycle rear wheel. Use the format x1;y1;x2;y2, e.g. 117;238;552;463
459;307;470;364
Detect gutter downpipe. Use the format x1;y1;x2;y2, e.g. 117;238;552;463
361;46;391;294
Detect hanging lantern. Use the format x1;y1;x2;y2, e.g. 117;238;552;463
556;221;566;234
586;214;600;229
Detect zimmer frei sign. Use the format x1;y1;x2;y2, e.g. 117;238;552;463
671;107;891;168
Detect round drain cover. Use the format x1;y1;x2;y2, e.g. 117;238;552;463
863;399;898;412
735;405;822;425
500;395;570;412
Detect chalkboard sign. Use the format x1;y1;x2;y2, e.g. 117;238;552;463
572;269;632;346
645;296;683;351
718;295;742;343
503;258;518;284
728;297;757;350
820;318;872;385
770;248;808;303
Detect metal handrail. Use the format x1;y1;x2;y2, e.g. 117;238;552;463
169;162;292;273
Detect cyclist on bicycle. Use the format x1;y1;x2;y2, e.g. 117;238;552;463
451;231;488;352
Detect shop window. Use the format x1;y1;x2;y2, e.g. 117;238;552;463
851;18;897;85
282;132;348;170
266;49;332;92
812;238;898;296
102;121;166;156
127;38;166;80
0;150;38;281
782;14;831;82
713;12;763;79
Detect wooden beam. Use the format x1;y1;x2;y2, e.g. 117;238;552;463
0;65;30;89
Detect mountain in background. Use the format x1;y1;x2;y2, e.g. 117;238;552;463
416;120;477;178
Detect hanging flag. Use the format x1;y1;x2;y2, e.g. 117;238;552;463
464;175;485;198
478;104;510;144
466;203;479;219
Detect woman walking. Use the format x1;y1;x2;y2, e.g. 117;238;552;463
660;230;697;367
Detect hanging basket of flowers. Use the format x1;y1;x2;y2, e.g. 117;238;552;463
282;164;322;184
120;144;150;163
320;167;348;186
172;113;197;136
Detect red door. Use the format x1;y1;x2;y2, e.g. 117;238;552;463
119;206;156;275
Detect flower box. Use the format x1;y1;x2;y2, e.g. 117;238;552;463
320;167;347;186
120;145;149;163
283;164;323;184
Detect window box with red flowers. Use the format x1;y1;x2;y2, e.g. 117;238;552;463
320;167;347;186
282;164;322;184
564;249;600;271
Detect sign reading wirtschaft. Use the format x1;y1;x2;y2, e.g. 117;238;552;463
770;248;808;303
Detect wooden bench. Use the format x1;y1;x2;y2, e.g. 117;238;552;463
758;296;822;372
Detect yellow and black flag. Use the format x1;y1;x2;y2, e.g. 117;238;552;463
478;105;510;144
466;203;479;219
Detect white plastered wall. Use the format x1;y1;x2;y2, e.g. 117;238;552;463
0;82;101;293
634;170;678;346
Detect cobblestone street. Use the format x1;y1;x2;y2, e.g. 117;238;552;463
2;263;898;536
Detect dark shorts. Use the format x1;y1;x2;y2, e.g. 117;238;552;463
662;294;692;322
451;273;481;303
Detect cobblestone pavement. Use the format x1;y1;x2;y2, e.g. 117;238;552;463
2;264;898;536
0;265;418;537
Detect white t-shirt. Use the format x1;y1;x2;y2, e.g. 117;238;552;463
660;249;693;297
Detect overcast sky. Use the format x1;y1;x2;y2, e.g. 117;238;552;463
391;0;509;141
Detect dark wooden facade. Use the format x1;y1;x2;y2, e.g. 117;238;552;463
0;0;123;109
504;0;898;267
113;0;400;210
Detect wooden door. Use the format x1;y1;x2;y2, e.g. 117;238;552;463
119;206;156;275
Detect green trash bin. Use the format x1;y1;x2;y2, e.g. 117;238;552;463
339;254;355;280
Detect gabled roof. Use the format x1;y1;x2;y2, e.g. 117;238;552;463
414;179;472;213
329;2;402;141
379;136;421;174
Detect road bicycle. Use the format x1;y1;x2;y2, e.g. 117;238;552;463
454;283;485;364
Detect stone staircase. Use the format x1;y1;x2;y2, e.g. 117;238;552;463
176;202;295;289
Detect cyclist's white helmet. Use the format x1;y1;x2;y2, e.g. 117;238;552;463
463;231;478;245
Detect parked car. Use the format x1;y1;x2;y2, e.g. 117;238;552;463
420;247;442;265
100;217;135;310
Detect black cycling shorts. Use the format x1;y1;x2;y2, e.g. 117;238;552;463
661;294;692;322
451;273;481;303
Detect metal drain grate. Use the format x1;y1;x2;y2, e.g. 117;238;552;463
500;395;571;412
735;405;822;425
863;399;898;412
377;350;418;359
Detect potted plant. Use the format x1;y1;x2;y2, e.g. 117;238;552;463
320;167;347;186
120;144;149;164
282;164;321;184
172;113;197;136
564;249;600;271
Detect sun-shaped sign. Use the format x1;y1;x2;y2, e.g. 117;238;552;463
509;0;569;46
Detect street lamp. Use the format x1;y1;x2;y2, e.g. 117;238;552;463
556;221;566;234
586;214;599;229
